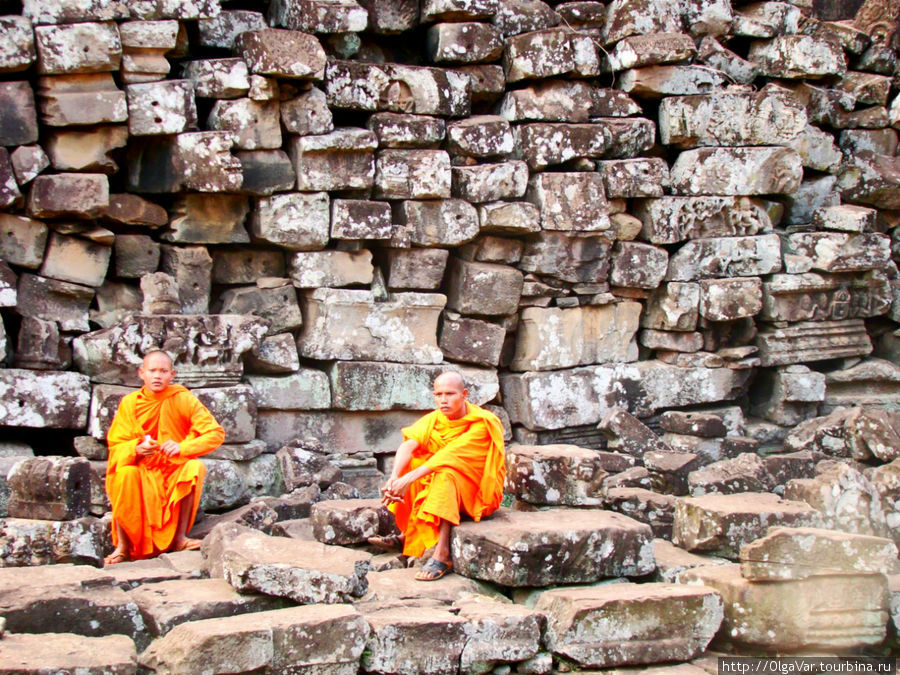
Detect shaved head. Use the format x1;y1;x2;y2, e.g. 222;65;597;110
434;370;465;391
142;350;173;369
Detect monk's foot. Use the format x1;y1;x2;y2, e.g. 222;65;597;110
170;537;202;552
367;534;404;551
103;549;130;566
415;557;453;581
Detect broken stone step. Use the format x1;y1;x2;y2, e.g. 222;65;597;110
361;567;505;605
451;507;654;587
310;497;396;545
536;582;723;669
0;632;137;674
740;526;899;581
127;577;287;638
139;604;369;673
0;563;148;649
672;492;824;559
220;529;372;603
682;563;889;651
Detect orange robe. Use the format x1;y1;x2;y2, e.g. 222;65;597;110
390;402;505;557
106;384;224;559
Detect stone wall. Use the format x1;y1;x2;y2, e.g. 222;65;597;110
0;0;899;513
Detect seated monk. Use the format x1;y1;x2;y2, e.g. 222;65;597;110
103;350;225;565
370;370;505;581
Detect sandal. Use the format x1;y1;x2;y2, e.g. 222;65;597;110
415;557;453;581
103;550;129;566
367;534;403;551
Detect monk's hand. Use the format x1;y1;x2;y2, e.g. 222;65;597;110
136;437;159;457
160;440;181;457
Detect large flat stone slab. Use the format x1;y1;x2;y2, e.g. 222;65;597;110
673;493;824;559
359;602;469;675
139;604;369;674
0;633;137;674
501;361;751;431
740;526;899;581
127;578;286;638
536;583;723;668
221;530;372;603
0;564;147;649
451;507;654;587
361;567;505;605
682;563;889;651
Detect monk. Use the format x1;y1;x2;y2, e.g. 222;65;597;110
371;371;505;581
103;350;225;565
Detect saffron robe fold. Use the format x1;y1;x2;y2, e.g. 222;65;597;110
106;384;225;559
390;402;505;557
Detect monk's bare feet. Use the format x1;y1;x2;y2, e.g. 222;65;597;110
103;548;130;566
169;537;202;552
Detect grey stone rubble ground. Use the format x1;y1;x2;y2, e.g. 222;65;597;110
1;0;900;670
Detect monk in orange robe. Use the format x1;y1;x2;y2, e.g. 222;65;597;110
104;350;225;565
371;371;505;581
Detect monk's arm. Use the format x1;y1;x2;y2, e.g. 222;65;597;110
106;398;141;471
175;396;226;458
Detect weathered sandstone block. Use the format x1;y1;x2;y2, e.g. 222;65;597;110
235;29;326;79
297;289;445;364
326;61;470;116
439;313;505;367
452;161;529;203
250;192;329;250
39;232;112;288
34;22;121;75
288;249;373;288
597;158;669;199
0;369;90;429
606;32;697;71
139;605;369;674
606;487;677;538
599;407;672;458
27;173;108;219
310;498;388;545
396;199;479;246
635;196;772;244
682;564;888;651
330;199;392;240
673;492;823;559
505;444;608;506
0;516;110;567
660;89;807;148
0;633;136;674
747;34;847;79
126;80;197;136
610;242;668;289
290;128;376;191
760;272;891;323
740;526;898;581
428;21;503;63
374;149;451;199
502;361;750;430
269;0;368;33
221;530;371;603
699;277;763;321
665;234;782;281
504;28;574;82
537;583;723;669
0;564;146;647
526;172;610;232
445;258;523;316
385;248;449;290
756;319;873;367
618;65;729;98
510;302;640;371
328;361;498;410
784;232;891;273
7;456;90;521
360;604;468;675
452;507;654;586
669;147;803;196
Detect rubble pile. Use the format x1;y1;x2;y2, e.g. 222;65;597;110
2;0;900;670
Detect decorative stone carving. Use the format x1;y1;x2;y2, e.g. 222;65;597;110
72;314;268;387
